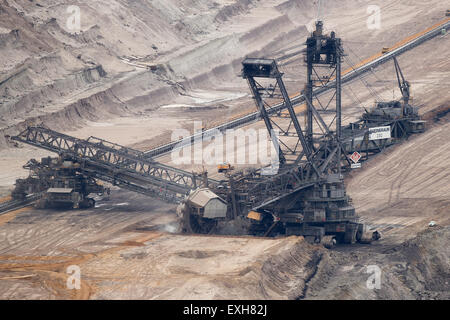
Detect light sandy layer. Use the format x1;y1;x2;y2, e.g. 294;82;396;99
0;190;322;300
0;117;448;300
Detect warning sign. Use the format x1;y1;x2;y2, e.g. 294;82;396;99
350;151;361;164
369;126;391;140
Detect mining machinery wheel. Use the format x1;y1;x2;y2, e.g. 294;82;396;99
183;211;217;234
322;235;337;249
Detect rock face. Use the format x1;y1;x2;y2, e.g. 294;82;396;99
0;0;309;145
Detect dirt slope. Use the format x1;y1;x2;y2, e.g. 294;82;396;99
0;189;326;300
1;0;448;149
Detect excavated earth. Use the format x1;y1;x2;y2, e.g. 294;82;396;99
0;0;449;299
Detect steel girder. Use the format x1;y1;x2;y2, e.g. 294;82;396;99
12;126;218;202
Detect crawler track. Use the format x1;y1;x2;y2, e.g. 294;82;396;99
145;19;450;159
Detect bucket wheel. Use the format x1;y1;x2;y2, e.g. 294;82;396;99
322;235;337;249
182;211;217;234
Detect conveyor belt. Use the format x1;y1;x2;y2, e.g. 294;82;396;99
144;19;450;159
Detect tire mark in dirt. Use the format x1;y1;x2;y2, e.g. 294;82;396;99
404;172;449;196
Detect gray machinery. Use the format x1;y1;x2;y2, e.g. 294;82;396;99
12;155;109;209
